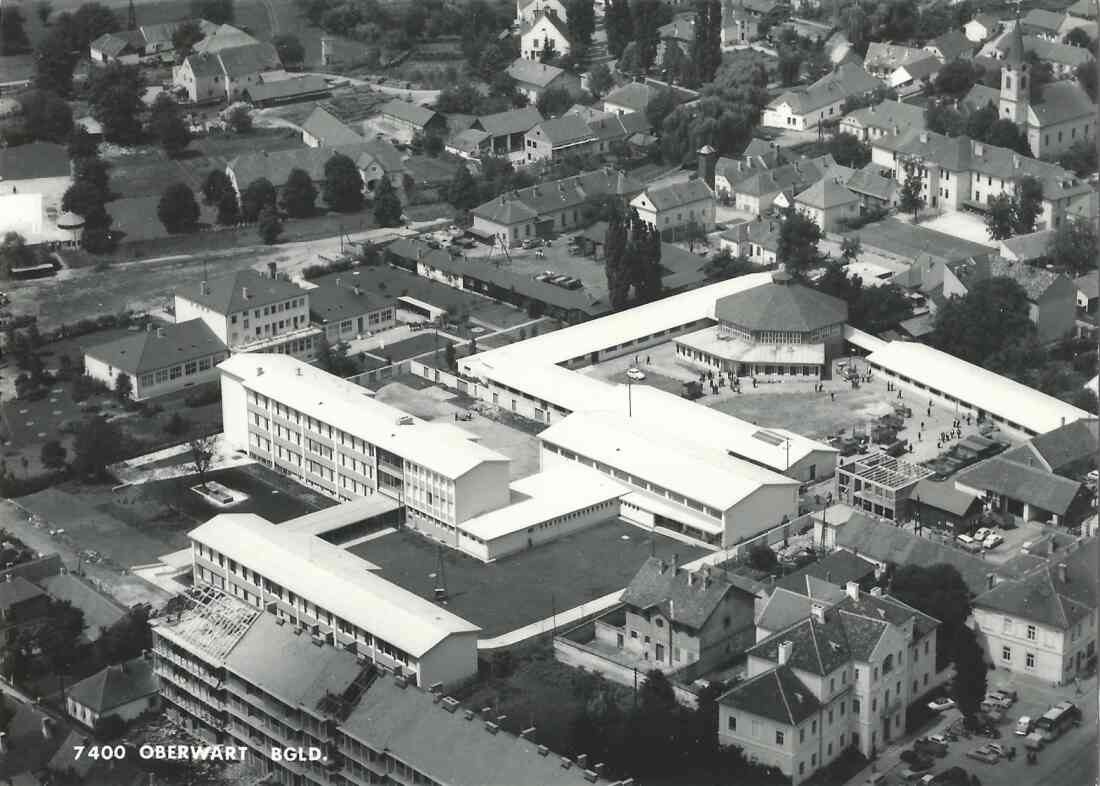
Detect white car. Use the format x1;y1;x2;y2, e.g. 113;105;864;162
973;527;992;542
927;698;957;713
626;367;646;381
983;533;1004;549
927;734;950;746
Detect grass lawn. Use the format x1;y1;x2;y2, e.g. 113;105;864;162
366;332;454;363
349;521;706;637
707;386;897;440
404;155;461;184
111;195;219;243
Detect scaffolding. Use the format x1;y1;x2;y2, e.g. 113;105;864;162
157;586;262;662
842;452;931;490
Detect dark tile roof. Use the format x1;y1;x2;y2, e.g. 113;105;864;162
974;537;1097;629
846;163;897;202
245;75;330;104
67;657;158;714
748;610;860;675
842;100;926;134
1032;80;1096;125
926;29;972;60
302;105;363;147
90;30;144;56
718;665;822;726
914;479;981;517
506;58;570;88
40;573;127;637
308;281;394;325
769;63;882;115
1075;273;1099;300
216;41;280;78
776;550;878;594
0;142;70;180
622;557;762;631
474;107;544;138
0;575;47;609
379;99;439;128
955;457;1081;516
84;319;225;375
533;115;596;147
183;50;225;79
715;275;848;332
756;586;846;633
472;168;642;225
175;269;306;316
795;177;858;209
837;592;940;642
734;154;840;197
603;82;659;113
1027;419;1099;473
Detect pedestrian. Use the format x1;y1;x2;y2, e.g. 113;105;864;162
936;442;941;449
917;432;921;441
897;390;902;399
920;421;925;430
830;391;835;401
646;355;651;365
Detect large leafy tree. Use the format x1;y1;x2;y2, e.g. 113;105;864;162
257;206;283;244
985;118;1032;157
71;415;125;481
273;34;305;67
565;0;596;49
776;209;823;276
280;168;317;218
323;153;364;213
74;157;112;201
191;0;234;24
898;162;925;220
691;0;722;85
88;63;145;145
149;94;192;157
216;190;240;225
18;90;73;143
985;194;1016;241
372;178;403;227
172;20;205;58
604;0;634;58
157;183;201;233
241;178;277;222
604;207;630;308
932;277;1034;365
1048;216;1098;277
0;6;30;52
446;164;480;212
68;126;99;159
632;0;672;70
0;233;35;279
202;169;232;205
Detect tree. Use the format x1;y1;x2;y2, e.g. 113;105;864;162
447;165;480;211
776;210;823;276
703;249;755;281
985;194;1016;241
840;234;861;262
202;169;232;205
1048;216;1098;277
932;277;1034;366
257;206;283;244
189;435;217;487
280;168;317;218
589;63;614;98
604;0;634;58
18;90;73;142
216;189;240;225
68;126;99;159
1077;61;1097;100
747;543;778;572
191;0;234;24
149;94;192;157
443;342;457;372
114;371;132;402
241;177;277;222
372;178;403;227
985;118;1031;156
826;132;871;168
0;233;34;279
171;20;204;58
691;0;722;84
778;54;801;86
644;87;677;131
933;59;979;97
1013;176;1042;235
158;183;201;233
72;3;120;49
1058;140;1098;177
632;0;672;70
35;22;80;95
71;414;125;480
891;562;974;675
604;208;630;308
617;41;644;76
422;132;444;157
953;628;988;717
566;0;596;48
36;599;85;673
898;162;925;220
273;33;306;67
1;6;29;52
323;153;364;213
536;85;574;118
224;104;252;133
36;1;53;25
62;181;108;222
1064;26;1092;47
88;64;144;145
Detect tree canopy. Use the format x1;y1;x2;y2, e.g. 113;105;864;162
273;34;306;67
157;183;201;233
241;178;277;222
931;277;1034;365
776;210;823;276
18;90;73;143
88;64;145;145
372;178;403;227
323;153;364;212
280;168;317;218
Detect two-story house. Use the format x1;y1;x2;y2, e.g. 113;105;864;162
520;10;572;61
506;58;580;103
524;115;598;163
719;582;940;784
630;179;716;240
173;41;281;104
173;268;319;358
794;177;860;232
839;100;927;142
972;537;1096;685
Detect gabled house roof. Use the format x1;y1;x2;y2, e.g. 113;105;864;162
176;269;305;316
748;609;862;675
658;14;696;42
776;550;879;594
635;179;714;211
795;177;859;209
1029;80;1096;126
621;557;762;631
532;115;596;147
216;41;280;78
769;64;882;116
474;107;545;137
520;8;571;40
842;99;926;133
846;162;896;202
244;75;330;105
756;585;846;633
67;656;158;714
894;56;941;83
955;457;1082;516
1075;272;1099;300
90;30;145;57
865;43;927;72
84;319;225;375
472;168;643;226
379;99;439;129
40;572;127;637
506;58;570;88
1022;8;1067;33
998;229;1054;262
302;105;364;147
925;29;973;60
308;281;394;323
914;478;981;517
718;665;822;726
0;575;46;610
1010;418;1099;474
1022;35;1096;68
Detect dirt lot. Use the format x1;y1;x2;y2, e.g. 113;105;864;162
372;381;543;478
350;521;706;637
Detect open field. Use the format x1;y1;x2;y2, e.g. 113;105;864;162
350;521;706;637
372;381;543;478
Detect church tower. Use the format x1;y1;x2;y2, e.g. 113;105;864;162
998;16;1030;125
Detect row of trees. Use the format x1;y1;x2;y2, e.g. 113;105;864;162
985;176;1043;241
604;207;662;308
61;124;115;252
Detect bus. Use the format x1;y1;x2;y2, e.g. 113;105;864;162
1035;701;1081;741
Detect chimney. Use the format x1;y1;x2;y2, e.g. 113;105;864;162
846;581;860;601
811;602;826;624
672;553;679;574
268;261;277;279
242;286;251;299
577;754;589;769
777;640;793;665
1057;563;1068;583
919;131;929;143
520;727;537;740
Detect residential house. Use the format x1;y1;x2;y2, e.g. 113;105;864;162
1066;0;1097;19
845;162;897;212
83;320;228;401
839;100;926;142
719;582;941;783
997;228;1054;262
1058;14;1098;40
965;14;1003;42
912;478;983;531
1022;36;1095;77
40;571;127;642
999;417;1098;478
173;41;282;104
923;29;974;62
774;550;880;596
520;10;571;60
794;177;860;231
66;655;159;729
0;576;50;633
467;107;544;163
602;79;698;116
566;105;652;156
970;257;1077;342
972;537;1096;684
723;0;780;46
954;457;1087;527
192;22;260;54
174;267;319;357
307;278;397;341
718;219;782;265
713;146;783;201
763;64;883;131
1075;272;1098;314
594;557;765;676
445;128;492;162
864;43;927;80
870;130;1096;227
470;168;642;245
89;30;145;64
516;0;568;26
889;56;942;91
506;58;580;103
630;179;716;240
377;99;447;138
524;114;598;163
727;154;848;215
301;105;364;148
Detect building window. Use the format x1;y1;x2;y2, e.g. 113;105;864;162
727;715;736;731
775;730;785;746
1002;646;1012;662
1027;625;1036;640
1025;652;1035;669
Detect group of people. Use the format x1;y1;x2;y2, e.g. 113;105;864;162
934;419;966;450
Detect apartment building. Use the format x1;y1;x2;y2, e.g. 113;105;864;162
719;583;940;784
219;353;511;526
174;268;319;359
153;586;614;786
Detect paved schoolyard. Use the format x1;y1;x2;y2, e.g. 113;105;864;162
372;381;544;478
349;521;706;637
918;212;999;249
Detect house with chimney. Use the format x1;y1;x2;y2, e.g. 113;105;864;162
719;580;942;784
763;64;883;131
66;654;159;729
83;319;228;401
839;100;927;142
506;59;581;103
520;10;572;61
793;177;860;232
307;276;397;341
524;115;599;163
971;536;1096;685
630;179;716;240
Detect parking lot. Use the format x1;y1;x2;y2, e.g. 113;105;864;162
863;671;1098;786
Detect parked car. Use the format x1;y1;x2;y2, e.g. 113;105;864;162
626;367;646;381
1024;730;1045;750
965;748;999;764
1015;716;1033;736
914;738;948;758
928;698;957;712
983;743;1007;756
983;693;1013;709
973;527;992;542
989;688;1017;704
983;533;1004;549
927;734;951;746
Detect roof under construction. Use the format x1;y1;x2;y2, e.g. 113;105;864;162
841;452;931;490
153;585;261;661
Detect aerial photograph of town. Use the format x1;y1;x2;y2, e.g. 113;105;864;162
0;0;1096;782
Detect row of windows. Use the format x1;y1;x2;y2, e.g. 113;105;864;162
138;354;221;388
231;298;306;324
